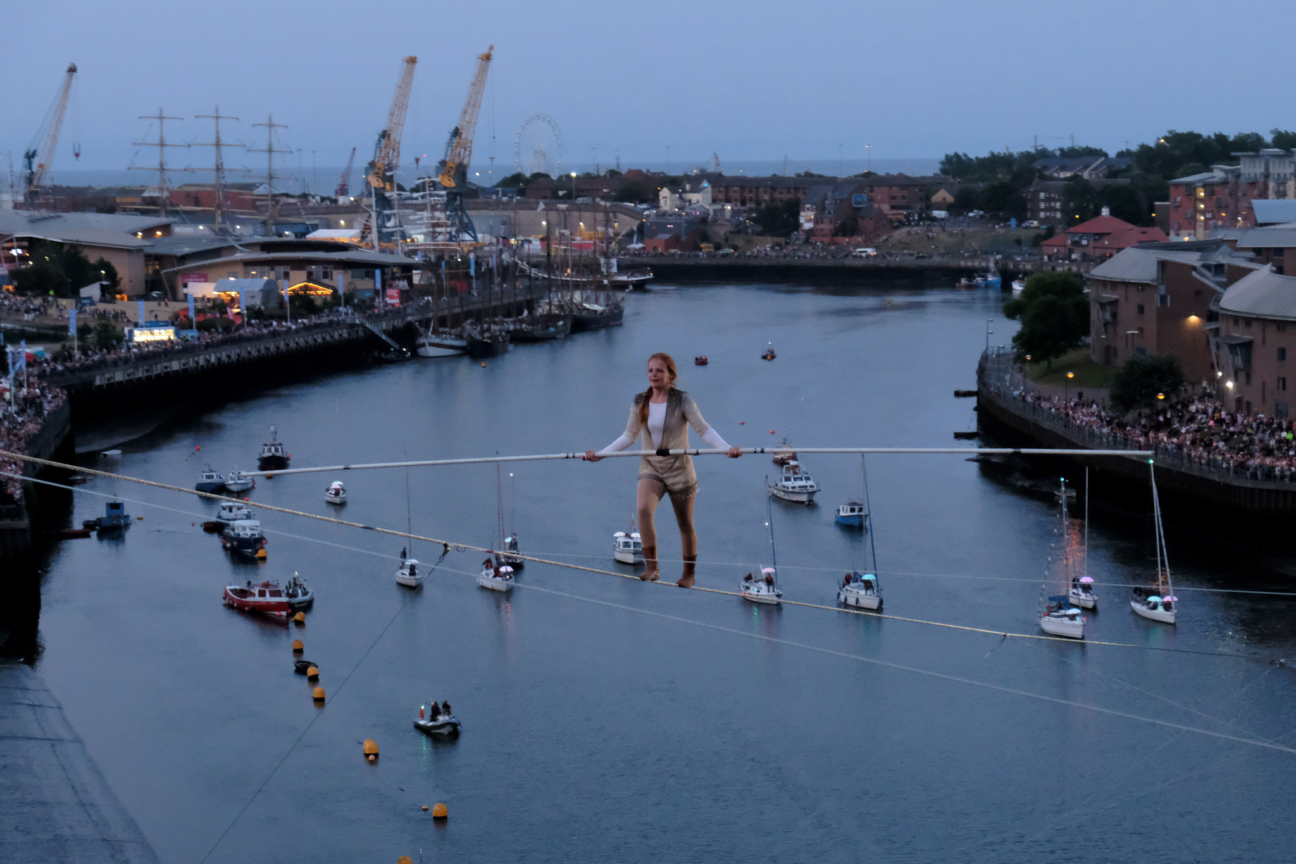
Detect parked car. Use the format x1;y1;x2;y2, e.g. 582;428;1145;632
852;247;878;257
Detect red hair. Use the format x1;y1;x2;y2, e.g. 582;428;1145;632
637;353;678;424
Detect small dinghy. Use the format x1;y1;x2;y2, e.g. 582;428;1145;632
1069;576;1097;610
223;580;292;618
766;461;819;504
224;469;255;493
839;573;881;610
195;464;227;493
221;519;267;555
414;701;461;738
324;481;347;505
613;530;643;564
1131;464;1177;625
477;559;515;593
293;658;317;675
284;573;313;610
396;556;425;588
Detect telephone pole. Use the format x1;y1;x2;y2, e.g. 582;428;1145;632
131;109;186;216
249;115;291;234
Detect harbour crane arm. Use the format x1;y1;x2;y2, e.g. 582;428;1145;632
366;56;417;191
24;63;78;205
336;147;356;198
437;46;493;189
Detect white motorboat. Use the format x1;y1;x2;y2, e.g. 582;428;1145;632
1131;464;1177;625
414;703;462;738
613;530;643;564
766;461;819;504
195;465;226;493
1038;478;1084;640
478;562;515;593
222;519;267;555
415;332;468;357
224;469;255;493
396;557;425;588
1040;604;1085;638
1069;576;1097;609
1011;278;1027;294
742;568;783;604
839;573;882;610
325;481;347;505
216;501;253;523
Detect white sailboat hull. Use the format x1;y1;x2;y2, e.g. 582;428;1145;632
477;570;514;592
614;549;642;564
1068;589;1096;609
325;495;346;505
416;337;467;357
1040;614;1085;639
1131;599;1175;624
767;483;817;504
838;586;881;610
741;585;782;605
396;562;425;588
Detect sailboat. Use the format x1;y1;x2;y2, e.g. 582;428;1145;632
1068;467;1097;609
396;469;425;588
496;464;523;568
741;497;783;605
1131;463;1177;624
1039;478;1085;639
838;456;882;610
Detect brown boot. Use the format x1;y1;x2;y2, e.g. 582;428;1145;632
677;554;697;588
640;545;660;581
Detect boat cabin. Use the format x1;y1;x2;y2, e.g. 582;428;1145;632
217;502;252;522
837;501;865;517
613;531;642;553
225;519;264;539
776;462;816;488
101;501;130;528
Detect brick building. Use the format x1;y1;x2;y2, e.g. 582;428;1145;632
1041;210;1167;260
1088;241;1258;385
1168;150;1296;240
1026;178;1132;227
1210;266;1296;415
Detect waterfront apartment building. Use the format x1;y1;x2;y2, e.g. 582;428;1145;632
1040;210;1166;261
1212;266;1296;417
1168;150;1296;240
1088;242;1259;386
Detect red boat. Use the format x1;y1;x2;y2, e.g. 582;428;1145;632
224;581;292;618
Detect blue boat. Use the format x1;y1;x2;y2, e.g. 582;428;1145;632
84;500;130;533
835;500;866;528
195;465;227;493
981;266;1002;291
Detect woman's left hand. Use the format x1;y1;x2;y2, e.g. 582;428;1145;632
726;446;742;458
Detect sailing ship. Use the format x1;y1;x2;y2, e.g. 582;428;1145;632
415;328;468;357
495;465;524;568
463;320;509;358
396;469;424;588
1131;464;1177;624
478;559;515;592
838;456;883;610
1039;479;1085;640
741;498;784;605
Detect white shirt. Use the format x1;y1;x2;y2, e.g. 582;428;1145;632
646;401;667;448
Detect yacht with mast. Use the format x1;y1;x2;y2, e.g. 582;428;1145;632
1131;464;1177;624
838;457;882;610
1068;468;1097;609
741;498;783;605
1039;478;1085;639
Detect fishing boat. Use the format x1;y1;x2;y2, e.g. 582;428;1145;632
324;481;347;505
613;530;643;564
223;580;292;618
771;438;797;466
767;461;819;504
838;457;883;610
463;321;509;358
983;267;1003;290
742;499;783;604
835;500;866;528
414;703;462;738
284;573;313;609
1131;464;1176;624
83;500;131;534
221;519;267;555
224;469;255;493
216;501;252;523
1039;479;1085;640
257;426;290;471
478;560;515;593
761;343;777;361
195;465;227;493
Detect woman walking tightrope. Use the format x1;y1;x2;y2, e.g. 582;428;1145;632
584;353;740;586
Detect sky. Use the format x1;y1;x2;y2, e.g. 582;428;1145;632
4;0;1296;184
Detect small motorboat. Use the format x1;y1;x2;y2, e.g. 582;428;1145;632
770;437;797;466
835;500;866;528
205;501;254;532
477;561;515;593
257;425;290;472
99;449;122;458
414;703;462;738
223;580;292;618
694;355;708;366
396;556;425;589
325;481;347;505
954;277;977;291
195;465;227;494
284;573;313;610
224;469;255;493
761;343;777;361
741;568;782;605
86;500;131;534
221;519;267;555
1011;278;1026;294
1040;599;1085;639
613;530;643;564
766;461;819;505
1069;576;1097;610
838;572;882;610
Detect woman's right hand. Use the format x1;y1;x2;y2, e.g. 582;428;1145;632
583;450;602;462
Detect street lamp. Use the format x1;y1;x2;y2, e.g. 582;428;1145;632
1065;371;1075;402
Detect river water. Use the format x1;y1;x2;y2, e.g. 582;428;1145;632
31;283;1296;862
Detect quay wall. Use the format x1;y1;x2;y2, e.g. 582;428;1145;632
618;257;1065;287
0;400;72;560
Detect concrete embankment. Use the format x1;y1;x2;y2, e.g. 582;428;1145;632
619;256;1051;287
0;664;158;863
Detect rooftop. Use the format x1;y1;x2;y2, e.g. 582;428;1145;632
1218;266;1296;320
0;210;173;246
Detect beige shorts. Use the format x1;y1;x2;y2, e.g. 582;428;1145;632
638;454;698;500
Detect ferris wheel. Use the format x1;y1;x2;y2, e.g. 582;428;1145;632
513;113;563;178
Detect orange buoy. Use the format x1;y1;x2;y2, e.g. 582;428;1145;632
292;640;303;653
306;666;319;681
432;803;448;819
399;857;414;864
293;611;305;625
312;686;325;703
363;739;379;757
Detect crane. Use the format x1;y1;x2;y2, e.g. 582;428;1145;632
23;62;78;208
437;46;493;243
336;147;356;199
361;56;417;248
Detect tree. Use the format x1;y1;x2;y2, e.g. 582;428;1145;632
980;181;1025;219
753;198;801;236
953;185;980;213
1110;354;1185;413
614;181;650;204
1272;129;1296;151
495;172;529;188
93;320;119;351
93;258;121;293
13;261;68;297
1004;272;1088;368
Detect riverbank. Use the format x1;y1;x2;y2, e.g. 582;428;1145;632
0;663;158;863
619;255;1081;286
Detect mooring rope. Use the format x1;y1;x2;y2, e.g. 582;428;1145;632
0;452;1263;660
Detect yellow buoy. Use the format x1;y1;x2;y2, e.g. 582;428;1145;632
306;666;319;680
399;857;414;864
265;473;274;479
421;805;429;811
363;739;379;756
293;612;306;624
291;640;303;653
480;361;486;367
137;515;144;521
256;548;267;560
432;802;448;819
312;686;325;702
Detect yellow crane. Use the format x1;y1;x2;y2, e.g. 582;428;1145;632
24;62;78;208
437;46;493;242
361;56;417;249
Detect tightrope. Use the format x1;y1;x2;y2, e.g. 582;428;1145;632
0;449;1255;659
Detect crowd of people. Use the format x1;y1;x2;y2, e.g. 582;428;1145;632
1017;389;1296;479
0;383;66;506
